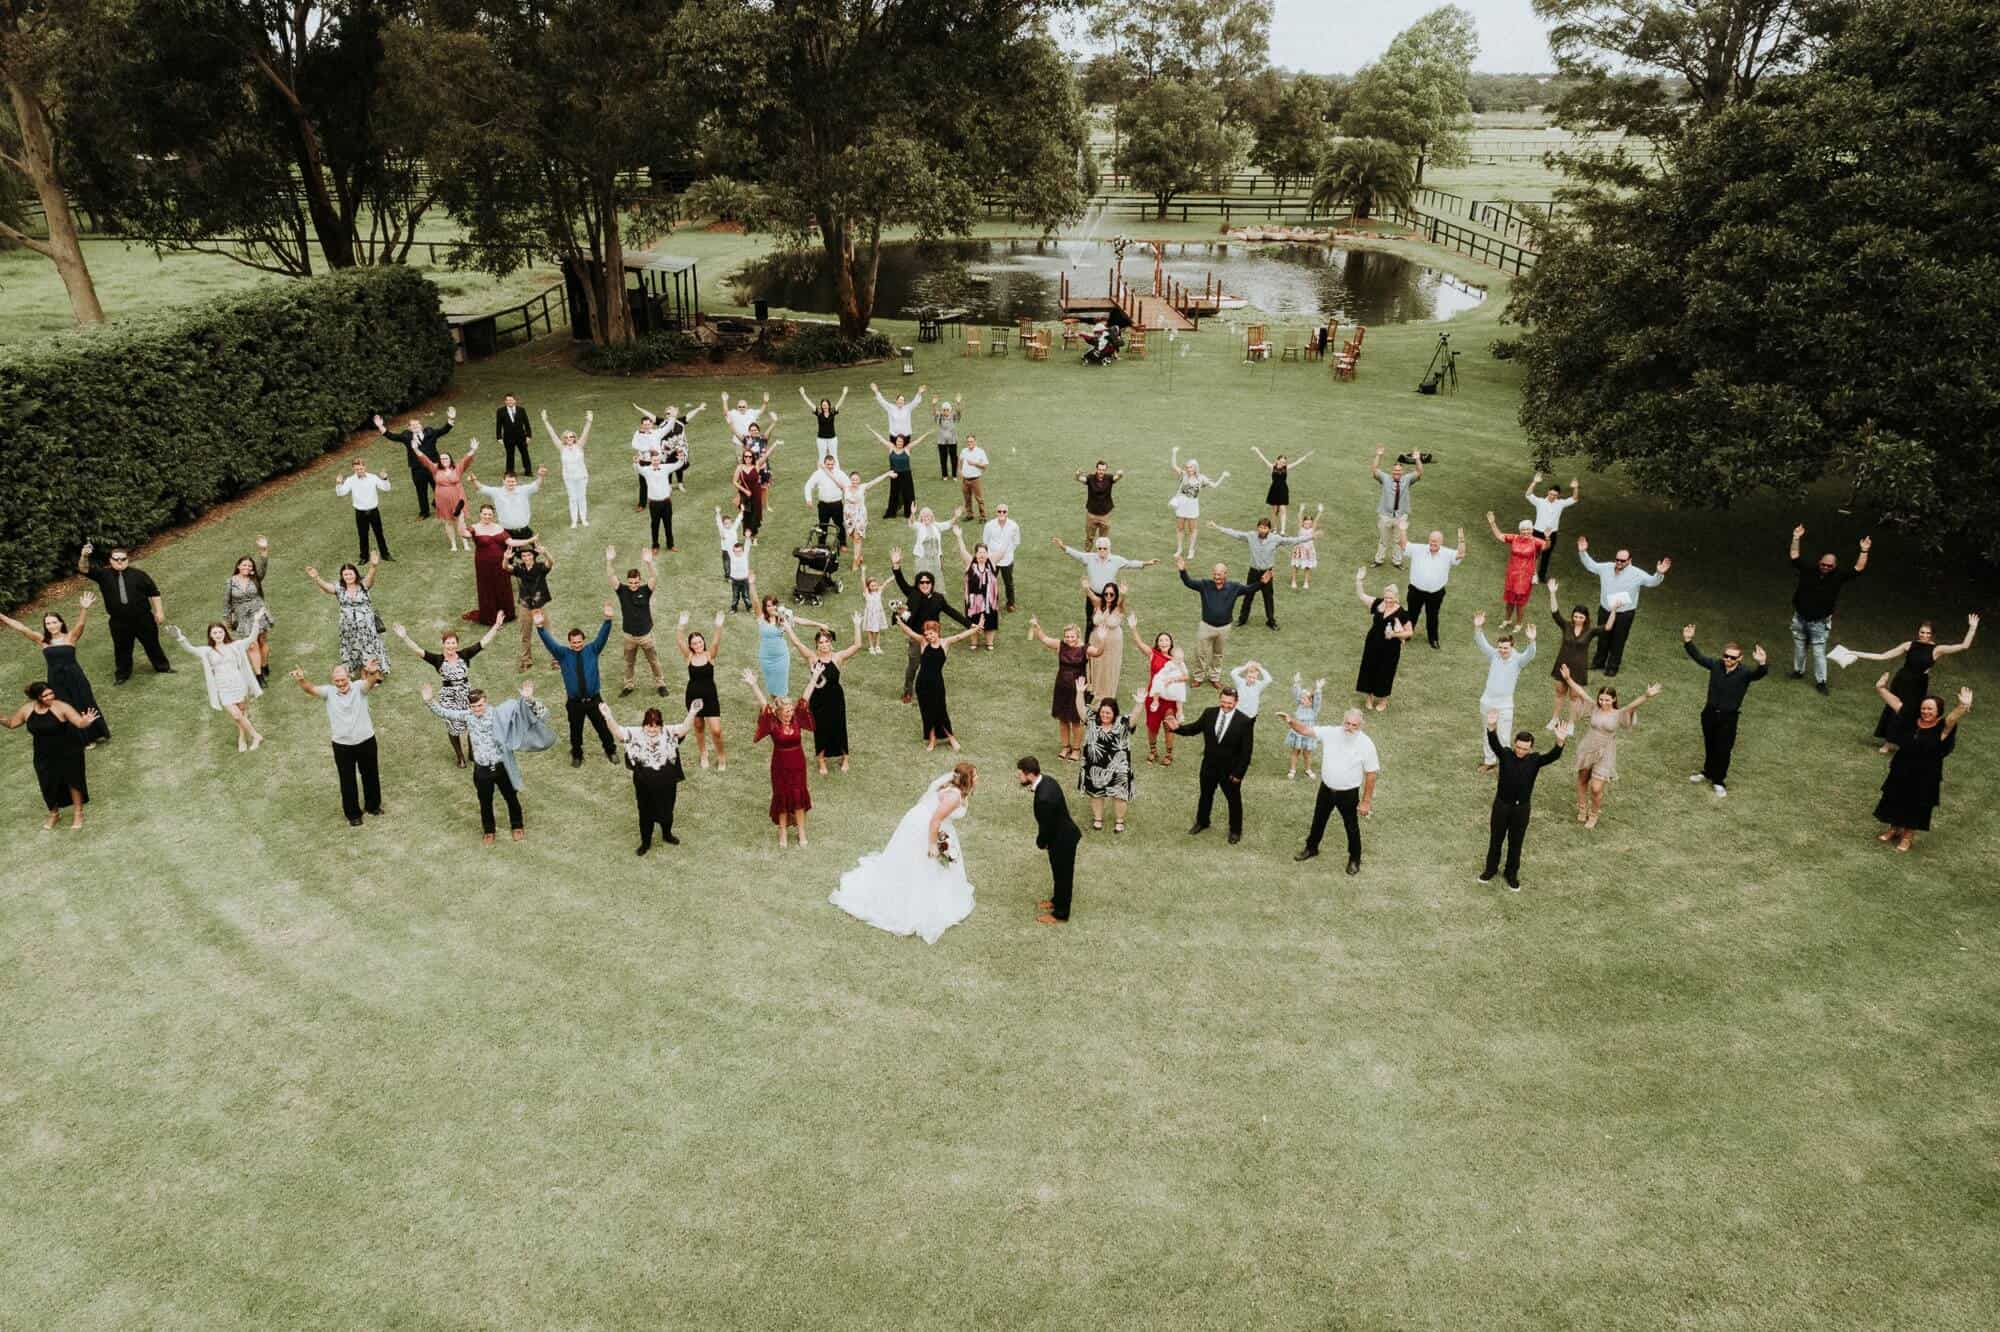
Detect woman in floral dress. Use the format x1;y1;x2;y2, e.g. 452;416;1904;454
393;615;506;766
304;556;389;676
1075;678;1138;833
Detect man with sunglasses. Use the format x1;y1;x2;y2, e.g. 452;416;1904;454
1683;625;1768;797
76;542;172;683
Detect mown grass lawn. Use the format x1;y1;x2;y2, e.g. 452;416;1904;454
3;253;1997;1329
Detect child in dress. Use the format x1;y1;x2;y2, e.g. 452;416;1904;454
1289;506;1324;590
1286;673;1325;779
860;573;888;654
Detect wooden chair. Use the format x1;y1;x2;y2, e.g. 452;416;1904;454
1334;326;1367;380
1024;327;1050;361
1126;327;1148;360
1304;320;1335;361
989;327;1010;356
1061;318;1082;349
1018;315;1036;345
1280;330;1301;362
962;326;983;357
1244;322;1271;363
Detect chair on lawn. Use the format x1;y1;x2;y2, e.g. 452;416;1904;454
989;327;1010;356
1244;322;1271;363
1305;320;1335;361
1017;315;1036;345
1280;330;1301;362
962;325;983;357
1061;318;1082;350
1126;327;1148;360
1024;327;1050;361
1333;325;1368;380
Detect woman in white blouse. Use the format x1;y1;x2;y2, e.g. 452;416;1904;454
169;622;265;752
599;700;704;854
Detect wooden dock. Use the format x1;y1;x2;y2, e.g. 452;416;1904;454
1060;270;1198;331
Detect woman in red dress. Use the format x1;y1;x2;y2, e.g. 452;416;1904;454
1485;511;1548;631
460;501;517;625
744;663;821;847
1127;616;1188;766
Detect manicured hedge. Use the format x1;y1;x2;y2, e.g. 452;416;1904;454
768;325;893;370
0;266;455;608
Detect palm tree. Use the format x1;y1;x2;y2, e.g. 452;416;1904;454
1309;139;1417;222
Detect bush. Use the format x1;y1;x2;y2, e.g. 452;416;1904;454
680;176;767;227
767;325;893;370
577;331;706;375
0;265;455;609
1488;337;1521;361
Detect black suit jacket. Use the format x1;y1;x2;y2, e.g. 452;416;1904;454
385;421;451;464
1173;706;1254;780
495;405;533;447
1032;776;1081;850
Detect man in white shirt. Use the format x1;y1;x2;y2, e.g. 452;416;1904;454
477;467;547;539
723;391;770;443
1282;706;1379;874
335;457;394;564
1399;522;1466;649
636;454;685;551
803;456;849;548
959;435;990;519
1524;472;1579;584
870;381;926;439
293;659;384;826
1473;612;1537;769
1370;444;1423;566
1575;534;1672;676
980;504;1022;611
630;413;665;511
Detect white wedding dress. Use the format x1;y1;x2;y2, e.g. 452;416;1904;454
830;774;974;944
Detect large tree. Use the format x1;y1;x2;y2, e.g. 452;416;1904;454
1341;5;1478;187
1244;72;1340;192
1509;0;2000;562
1534;0;1819;137
1114;78;1238;220
1309;138;1413;222
733;1;1089;337
0;0;106;323
1084;0;1271;121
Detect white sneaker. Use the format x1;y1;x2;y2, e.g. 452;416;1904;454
1286;770;1296;780
1689;773;1706;784
1713;784;1727;798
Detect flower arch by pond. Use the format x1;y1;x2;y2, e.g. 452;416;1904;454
731;239;1488;327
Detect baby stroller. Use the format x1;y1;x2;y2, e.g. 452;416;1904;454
791;521;842;604
1081;324;1123;366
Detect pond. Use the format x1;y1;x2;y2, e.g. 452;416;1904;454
729;239;1487;327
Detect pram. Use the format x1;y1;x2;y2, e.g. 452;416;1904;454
1081;325;1123;366
791;521;842;604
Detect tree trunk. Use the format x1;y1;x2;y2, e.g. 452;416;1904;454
1155;191;1170;220
2;80;105;324
599;190;634;345
823;215;871;338
1355;191;1373;221
1414;144;1427;187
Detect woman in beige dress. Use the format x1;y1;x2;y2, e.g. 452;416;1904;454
1558;665;1661;828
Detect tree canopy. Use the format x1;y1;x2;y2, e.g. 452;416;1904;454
1309;138;1414;222
1244;72;1339;192
1341;5;1477;186
1113;79;1238;220
1509;0;2000;563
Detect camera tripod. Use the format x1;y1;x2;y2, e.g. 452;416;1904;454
1418;333;1459;395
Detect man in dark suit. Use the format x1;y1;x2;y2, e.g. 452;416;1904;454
1017;756;1082;925
1174;685;1254;843
75;542;172;682
375;406;456;520
496;393;534;475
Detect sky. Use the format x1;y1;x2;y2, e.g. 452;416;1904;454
1274;0;1555;75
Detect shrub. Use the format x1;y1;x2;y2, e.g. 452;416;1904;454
0;265;455;609
680;176;767;227
1489;337;1521;361
767;325;893;370
578;331;706;375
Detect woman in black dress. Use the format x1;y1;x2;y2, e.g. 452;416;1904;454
0;595;110;746
1870;678;1972;852
1351;569;1415;711
1543;580;1609;730
675;609;728;770
2;682;99;829
1842;615;1978;752
895;617;979;751
787;614;866;774
1251;446;1314;534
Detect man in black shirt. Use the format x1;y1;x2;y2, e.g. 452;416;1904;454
1683;626;1768;796
1076;461;1122;543
1787;524;1869;694
75;542;172;682
888;552;970;702
1478;717;1569;890
606;545;666;698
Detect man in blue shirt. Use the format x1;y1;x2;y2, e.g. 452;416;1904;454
536;605;618;767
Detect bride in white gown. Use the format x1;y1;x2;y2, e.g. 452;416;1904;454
831;764;977;943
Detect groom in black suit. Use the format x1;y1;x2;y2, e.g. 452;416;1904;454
1174;686;1254;843
1017;756;1082;925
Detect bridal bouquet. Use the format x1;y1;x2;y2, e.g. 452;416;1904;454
935;832;955;866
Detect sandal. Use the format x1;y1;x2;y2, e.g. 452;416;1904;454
1895;835;1913;853
1113;821;1125;834
1146;751;1159;764
1091;818;1104;831
1876;830;1895;843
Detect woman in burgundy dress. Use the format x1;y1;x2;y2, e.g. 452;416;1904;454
734;451;770;539
744;663;821;848
460;502;517;625
1026;616;1100;763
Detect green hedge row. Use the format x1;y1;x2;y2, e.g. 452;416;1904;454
0;265;456;609
768;326;892;370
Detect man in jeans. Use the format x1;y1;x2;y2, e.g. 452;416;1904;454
1788;524;1870;694
1176;556;1269;686
1369;445;1422;566
606;545;667;697
1284;707;1380;875
1210;517;1306;630
535;605;618;767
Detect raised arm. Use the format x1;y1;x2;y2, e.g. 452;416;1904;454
797;387;816;411
301;565;338;595
1024;616;1060;650
1353;567;1376;609
389;623;429;660
0;611;42;644
1369;444;1384;482
1555;663;1591;704
1935;613;1981;658
1290;449;1315;470
740;667;770;713
1942;687;1973;738
1621;682;1664;719
1483;511;1505;543
597;703;631;743
1873;672;1901;713
668;699;704;738
167;624;205;658
1251;446;1272;468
